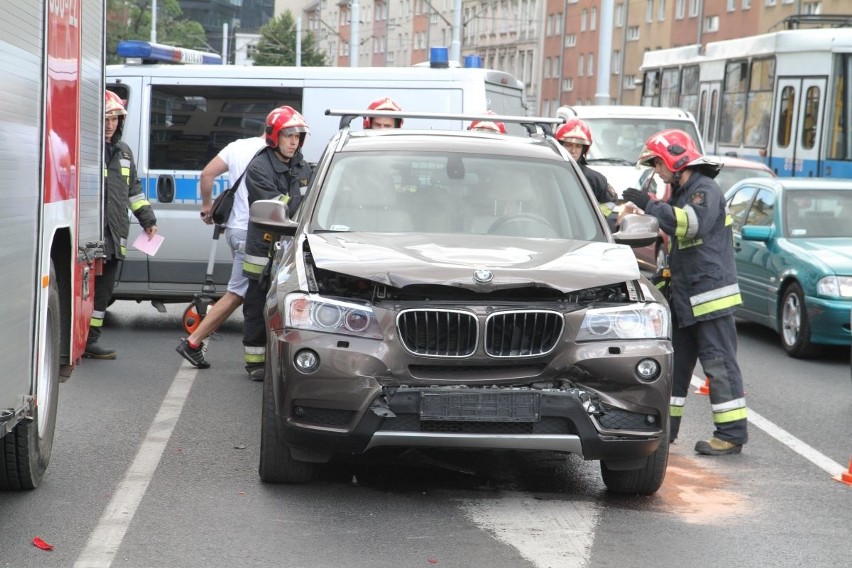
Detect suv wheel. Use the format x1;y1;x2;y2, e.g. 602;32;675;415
258;361;314;484
600;430;669;495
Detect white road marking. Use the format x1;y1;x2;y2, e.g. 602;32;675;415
74;366;197;568
689;375;846;477
461;493;600;568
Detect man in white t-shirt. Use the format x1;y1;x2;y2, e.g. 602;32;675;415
176;135;266;369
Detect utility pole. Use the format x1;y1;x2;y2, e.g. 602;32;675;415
594;0;614;104
349;0;359;67
151;0;157;43
451;0;462;63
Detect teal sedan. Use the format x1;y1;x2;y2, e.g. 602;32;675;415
725;178;852;358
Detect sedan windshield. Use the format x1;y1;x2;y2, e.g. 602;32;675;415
785;190;852;238
583;118;702;163
311;151;605;241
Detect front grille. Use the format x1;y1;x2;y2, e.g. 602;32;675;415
485;310;564;357
379;414;574;435
397;309;478;357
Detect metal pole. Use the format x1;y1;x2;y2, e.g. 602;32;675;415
222;23;228;65
151;0;157;43
450;0;462;63
297;17;302;67
594;0;614;104
350;0;359;67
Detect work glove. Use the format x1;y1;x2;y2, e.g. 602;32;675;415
622;187;651;211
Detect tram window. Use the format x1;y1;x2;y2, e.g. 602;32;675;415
698;90;707;139
680;65;700;118
719;60;748;145
661;68;680;107
642;70;661;106
708;90;718;144
744;58;774;148
776;86;795;148
801;86;820;150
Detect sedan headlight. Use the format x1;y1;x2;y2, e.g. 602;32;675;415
285;293;383;339
577;304;669;341
817;276;852;299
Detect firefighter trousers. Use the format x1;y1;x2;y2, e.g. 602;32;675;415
242;278;267;370
670;313;748;444
87;258;120;344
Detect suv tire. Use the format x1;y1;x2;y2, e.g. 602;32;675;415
600;429;669;495
258;361;313;484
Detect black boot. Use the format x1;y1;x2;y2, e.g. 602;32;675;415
84;342;116;359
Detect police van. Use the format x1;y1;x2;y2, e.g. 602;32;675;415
106;42;527;306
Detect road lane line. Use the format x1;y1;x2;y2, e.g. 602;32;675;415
462;493;600;568
690;375;846;477
74;365;197;568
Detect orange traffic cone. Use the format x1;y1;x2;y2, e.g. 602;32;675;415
834;457;852;486
694;376;710;396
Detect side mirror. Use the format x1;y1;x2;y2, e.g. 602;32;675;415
741;225;773;242
249;199;298;236
613;213;659;248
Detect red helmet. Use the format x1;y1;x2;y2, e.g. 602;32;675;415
554;119;592;147
468;112;507;134
638;128;703;172
105;90;127;116
363;97;403;128
264;106;309;149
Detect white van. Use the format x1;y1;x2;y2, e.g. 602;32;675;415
106;43;527;305
555;105;704;198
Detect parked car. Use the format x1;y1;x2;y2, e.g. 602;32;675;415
251;111;673;495
630;155;776;274
725;178;852;357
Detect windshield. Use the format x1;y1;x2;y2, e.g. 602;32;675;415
715;165;774;193
311;151;605;241
785;190;852;238
582;118;702;164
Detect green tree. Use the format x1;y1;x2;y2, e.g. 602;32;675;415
253;11;327;67
107;0;208;64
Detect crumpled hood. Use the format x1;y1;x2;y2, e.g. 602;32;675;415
305;232;640;293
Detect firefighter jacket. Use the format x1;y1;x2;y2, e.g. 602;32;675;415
242;148;314;280
578;159;618;232
643;170;741;327
104;140;157;259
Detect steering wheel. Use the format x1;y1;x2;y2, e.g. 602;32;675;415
487;213;559;238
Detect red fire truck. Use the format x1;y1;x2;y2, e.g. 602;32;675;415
0;1;104;489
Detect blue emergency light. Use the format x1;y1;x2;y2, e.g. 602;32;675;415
463;55;483;68
429;46;450;68
116;40;222;65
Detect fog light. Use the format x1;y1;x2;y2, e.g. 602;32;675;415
294;349;320;374
635;358;660;381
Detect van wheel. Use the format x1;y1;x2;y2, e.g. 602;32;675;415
0;263;61;490
600;430;669;495
258;360;313;484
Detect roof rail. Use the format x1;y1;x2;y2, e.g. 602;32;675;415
770;14;852;31
325;109;564;136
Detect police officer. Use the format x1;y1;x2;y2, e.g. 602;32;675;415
241;106;314;381
554;119;618;231
623;129;748;456
363;97;403;129
85;91;158;359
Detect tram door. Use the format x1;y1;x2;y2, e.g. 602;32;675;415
771;77;826;177
698;81;721;155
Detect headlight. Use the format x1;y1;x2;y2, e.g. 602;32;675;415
284;293;383;339
577;304;669;341
816;276;852;298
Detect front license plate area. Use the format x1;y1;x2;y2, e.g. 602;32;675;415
420;391;540;422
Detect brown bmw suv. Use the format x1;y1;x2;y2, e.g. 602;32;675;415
250;112;672;494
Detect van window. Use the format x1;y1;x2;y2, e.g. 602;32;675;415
148;85;301;170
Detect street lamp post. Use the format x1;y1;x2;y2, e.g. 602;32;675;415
151;0;157;43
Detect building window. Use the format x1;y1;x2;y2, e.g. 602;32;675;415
764;0;776;6
782;0;794;4
646;0;654;23
676;0;685;18
581;9;587;31
659;0;666;20
588;53;595;76
565;33;576;47
704;15;720;32
615;3;625;27
627;26;640;41
578;54;584;76
591;7;597;30
727;0;736;10
624;75;637;90
563;78;574;92
612;50;622;74
742;0;751;7
803;1;821;14
689;0;700;17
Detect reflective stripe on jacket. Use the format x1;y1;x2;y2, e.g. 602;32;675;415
104;141;157;259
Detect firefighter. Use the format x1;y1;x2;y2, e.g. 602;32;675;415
623;129;748;456
85;91;158;359
241;106;314;381
468;111;507;134
554;119;618;231
363;97;403;129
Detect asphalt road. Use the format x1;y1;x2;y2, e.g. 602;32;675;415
1;300;850;567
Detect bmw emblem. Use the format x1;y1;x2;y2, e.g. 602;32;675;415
473;268;494;284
